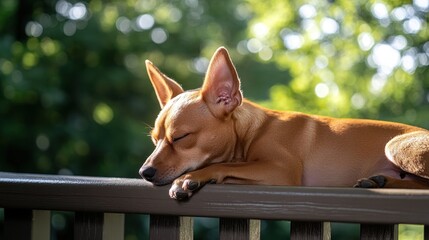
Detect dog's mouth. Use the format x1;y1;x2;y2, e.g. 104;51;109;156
143;174;175;186
140;174;173;186
141;167;192;186
150;179;173;186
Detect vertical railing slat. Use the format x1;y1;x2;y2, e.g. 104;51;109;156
103;213;124;240
74;212;104;240
290;221;331;240
219;218;260;240
360;224;398;240
32;210;51;240
249;220;261;240
179;216;193;240
4;208;32;240
149;215;193;240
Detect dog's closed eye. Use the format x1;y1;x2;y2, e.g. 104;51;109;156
172;133;190;143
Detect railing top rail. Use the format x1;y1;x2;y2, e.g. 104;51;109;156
1;172;429;224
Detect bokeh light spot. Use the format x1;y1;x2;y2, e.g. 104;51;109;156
151;28;168;44
36;134;50;151
93;103;114;125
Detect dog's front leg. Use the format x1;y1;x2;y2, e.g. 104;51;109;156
169;161;301;200
168;163;238;200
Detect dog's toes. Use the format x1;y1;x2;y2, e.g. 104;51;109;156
184;179;200;191
175;191;191;201
354;175;387;188
354;179;378;188
369;175;386;187
169;184;192;200
168;174;210;200
169;179;202;200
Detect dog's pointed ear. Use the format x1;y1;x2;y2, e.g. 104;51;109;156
145;60;184;108
201;47;242;119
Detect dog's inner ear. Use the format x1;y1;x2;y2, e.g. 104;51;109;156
146;60;184;108
201;47;243;119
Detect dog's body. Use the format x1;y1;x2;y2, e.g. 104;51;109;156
139;47;429;200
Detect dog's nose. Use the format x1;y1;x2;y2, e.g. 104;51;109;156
140;167;157;182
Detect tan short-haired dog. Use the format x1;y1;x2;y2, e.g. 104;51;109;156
139;47;429;200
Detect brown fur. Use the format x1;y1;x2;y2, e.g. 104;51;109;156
139;47;429;200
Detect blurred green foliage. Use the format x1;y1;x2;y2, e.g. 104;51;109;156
251;0;429;125
1;0;428;239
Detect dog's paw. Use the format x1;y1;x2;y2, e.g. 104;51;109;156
354;175;387;188
169;178;202;200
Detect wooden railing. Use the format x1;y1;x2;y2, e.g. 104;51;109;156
1;171;429;240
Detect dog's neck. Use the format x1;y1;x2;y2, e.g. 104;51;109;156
231;100;268;161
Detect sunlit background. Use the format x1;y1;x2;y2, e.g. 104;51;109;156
1;0;428;239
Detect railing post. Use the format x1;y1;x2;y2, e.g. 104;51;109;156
290;221;331;240
74;212;104;240
219;218;260;240
360;224;398;240
149;215;193;240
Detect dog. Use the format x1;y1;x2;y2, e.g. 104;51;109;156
139;46;429;200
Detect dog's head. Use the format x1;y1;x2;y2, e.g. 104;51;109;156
139;47;243;185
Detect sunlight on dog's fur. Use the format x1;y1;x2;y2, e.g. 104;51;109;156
139;47;429;200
